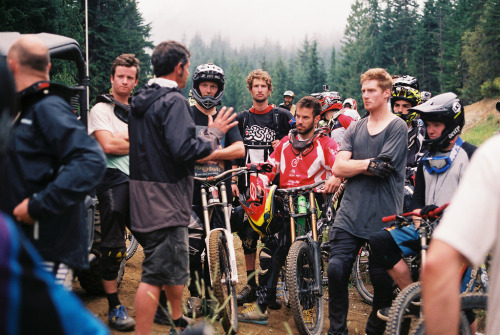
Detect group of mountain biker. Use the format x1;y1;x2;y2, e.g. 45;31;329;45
0;35;483;335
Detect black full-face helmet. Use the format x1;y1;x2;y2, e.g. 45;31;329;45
408;92;465;152
192;63;225;109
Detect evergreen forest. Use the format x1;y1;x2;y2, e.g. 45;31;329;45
1;0;499;114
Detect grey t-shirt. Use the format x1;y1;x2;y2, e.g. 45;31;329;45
334;116;408;239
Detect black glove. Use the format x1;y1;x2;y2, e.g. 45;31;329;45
367;156;395;178
420;205;438;217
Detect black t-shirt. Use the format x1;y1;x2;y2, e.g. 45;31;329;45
192;105;242;205
236;106;293;165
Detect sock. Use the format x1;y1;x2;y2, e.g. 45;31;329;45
247;270;257;287
159;290;167;306
173;316;188;328
107;292;120;311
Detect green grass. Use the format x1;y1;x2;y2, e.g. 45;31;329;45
462;113;500;146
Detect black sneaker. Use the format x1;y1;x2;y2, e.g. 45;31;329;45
377;307;390;321
154;305;171;325
237;285;257;306
108;305;136;331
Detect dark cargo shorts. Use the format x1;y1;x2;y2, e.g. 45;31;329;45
133;226;189;286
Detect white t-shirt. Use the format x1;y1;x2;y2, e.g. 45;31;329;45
433;135;500;334
88;102;129;175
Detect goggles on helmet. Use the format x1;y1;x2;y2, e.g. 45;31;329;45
422;137;463;174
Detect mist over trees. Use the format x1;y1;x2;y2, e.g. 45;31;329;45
1;0;498;112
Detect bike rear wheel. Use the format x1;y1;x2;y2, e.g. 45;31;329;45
208;231;238;334
353;244;373;305
286;240;325;335
125;228;138;261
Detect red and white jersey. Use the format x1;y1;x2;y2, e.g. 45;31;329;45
260;134;339;188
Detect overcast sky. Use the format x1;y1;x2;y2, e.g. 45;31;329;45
136;0;356;49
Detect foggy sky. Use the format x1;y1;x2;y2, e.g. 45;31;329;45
136;0;356;49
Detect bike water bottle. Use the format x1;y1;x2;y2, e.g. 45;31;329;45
297;195;307;231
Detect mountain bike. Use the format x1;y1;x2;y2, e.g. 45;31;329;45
194;166;255;334
279;180;328;335
383;204;489;335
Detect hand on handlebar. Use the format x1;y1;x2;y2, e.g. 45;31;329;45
321;176;342;193
231;183;240;197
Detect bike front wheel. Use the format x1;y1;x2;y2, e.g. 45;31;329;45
208;230;238;334
286;240;325;335
387;281;422;335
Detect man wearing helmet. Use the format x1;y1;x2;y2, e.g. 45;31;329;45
238;96;341;324
327;68;408;335
368;92;477;324
279;90;296;116
233;69;293;306
391;75;427;173
185;63;244;317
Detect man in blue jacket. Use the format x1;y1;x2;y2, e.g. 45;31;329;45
0;35;106;289
129;40;238;335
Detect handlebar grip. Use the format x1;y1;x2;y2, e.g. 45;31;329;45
382;215;397;223
428;203;449;218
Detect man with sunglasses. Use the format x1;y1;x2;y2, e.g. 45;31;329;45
369;92;476;323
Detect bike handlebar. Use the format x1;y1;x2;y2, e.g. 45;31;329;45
381;203;449;223
193;166;248;183
277;180;326;194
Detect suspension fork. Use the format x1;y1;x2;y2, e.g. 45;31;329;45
219;183;239;284
309;190;322;296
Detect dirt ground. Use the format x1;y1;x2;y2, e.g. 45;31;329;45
75;235;372;335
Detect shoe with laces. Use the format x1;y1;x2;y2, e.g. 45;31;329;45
108;305;136;331
237;304;268;325
236;285;257;306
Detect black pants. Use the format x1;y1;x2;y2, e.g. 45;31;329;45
256;227;290;307
97;182;129;280
327;227;392;335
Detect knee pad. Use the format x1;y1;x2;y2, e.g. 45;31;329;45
368;231;402;269
100;246;126;281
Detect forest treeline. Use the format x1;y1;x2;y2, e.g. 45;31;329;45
1;0;498;113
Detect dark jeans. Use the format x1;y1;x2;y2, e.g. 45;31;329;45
327;227;395;335
327;227;365;335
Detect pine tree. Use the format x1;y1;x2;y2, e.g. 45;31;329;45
86;0;153;101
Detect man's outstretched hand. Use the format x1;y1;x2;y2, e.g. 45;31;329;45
208;106;238;134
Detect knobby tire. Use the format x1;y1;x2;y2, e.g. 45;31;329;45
208;231;238;334
286;240;325;335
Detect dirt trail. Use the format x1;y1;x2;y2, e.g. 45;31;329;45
75;236;372;334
